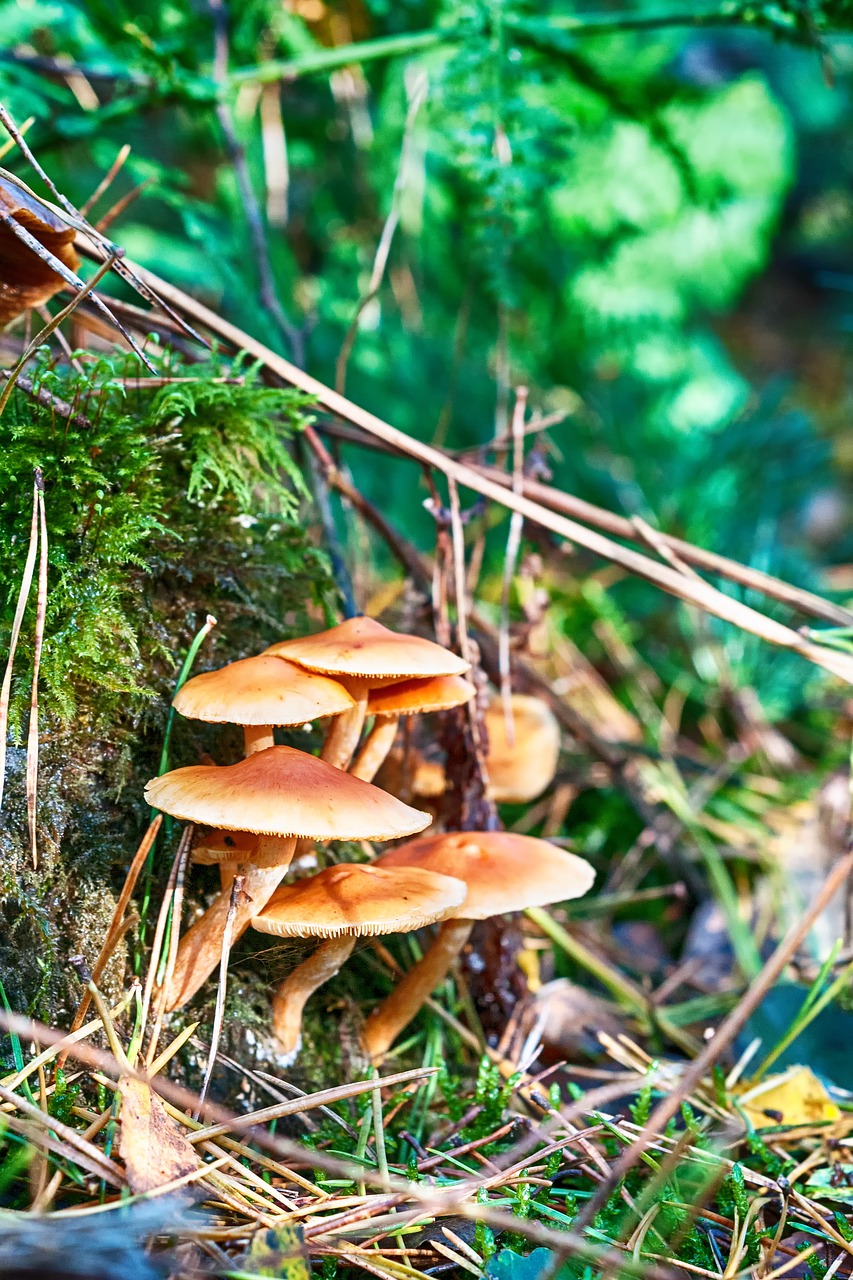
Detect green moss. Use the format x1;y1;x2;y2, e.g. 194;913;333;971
0;347;331;730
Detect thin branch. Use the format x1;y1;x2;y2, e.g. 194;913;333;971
304;425;429;591
0;250;119;419
498;386;527;740
106;254;853;686
197;874;245;1116
335;70;428;396
209;0;304;366
0;104;206;349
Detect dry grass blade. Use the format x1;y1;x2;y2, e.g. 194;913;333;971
0;1081;124;1186
6;995;133;1092
0;1108;124;1188
79;142;131;218
0;1005;704;1279
26;471;46;868
196;873;244;1115
143;824;192;1065
499;384;527;739
61;814;162;1061
335;69;428;396
189;1066;439;1143
0;474;38;811
110;257;853;684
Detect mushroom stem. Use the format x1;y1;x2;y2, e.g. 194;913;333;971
350;716;399;782
243;725;275;755
321;680;369;770
165;836;297;1011
362;918;474;1062
271;936;356;1062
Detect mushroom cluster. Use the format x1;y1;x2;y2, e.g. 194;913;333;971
144;616;595;1063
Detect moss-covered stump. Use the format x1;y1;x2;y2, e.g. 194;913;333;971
0;350;336;1024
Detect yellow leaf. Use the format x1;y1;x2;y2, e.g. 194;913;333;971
738;1066;841;1128
243;1222;311;1280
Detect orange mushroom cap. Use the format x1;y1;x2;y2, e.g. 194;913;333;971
375;831;594;918
144;745;432;842
484;694;561;804
367;674;475;718
173;654;355;727
265;617;470;685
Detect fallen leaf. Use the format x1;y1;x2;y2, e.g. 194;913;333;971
738;1066;841;1128
518;977;624;1062
242;1222;310;1280
118;1075;201;1194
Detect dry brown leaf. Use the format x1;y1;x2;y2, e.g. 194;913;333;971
118;1075;201;1194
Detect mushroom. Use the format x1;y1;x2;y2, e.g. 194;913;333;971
174;652;357;883
362;831;595;1061
0;173;80;326
144;744;432;1011
351;674;475;783
252;862;467;1062
483;694;561;804
173;653;355;757
265;617;470;770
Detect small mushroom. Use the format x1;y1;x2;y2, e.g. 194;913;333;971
266;617;470;770
174;652;357;883
252;862;467;1062
173;653;355;757
484;694;561;804
362;831;595;1061
351;674;475;782
144;745;432;1010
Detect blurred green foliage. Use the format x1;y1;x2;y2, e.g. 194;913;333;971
2;0;853;728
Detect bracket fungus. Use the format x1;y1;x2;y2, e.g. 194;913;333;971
252;862;467;1062
351;673;476;782
144;744;431;1011
266;616;470;770
363;831;595;1061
